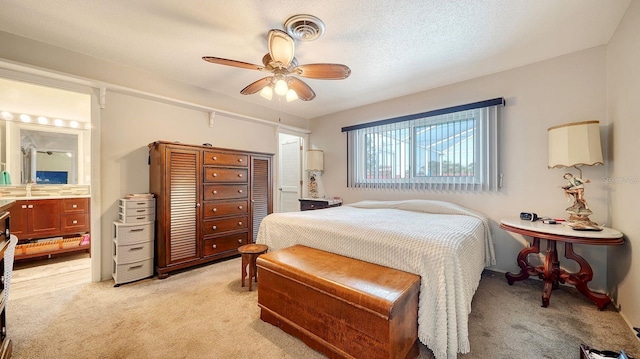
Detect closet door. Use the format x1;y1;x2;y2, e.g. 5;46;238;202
165;146;201;266
250;155;272;243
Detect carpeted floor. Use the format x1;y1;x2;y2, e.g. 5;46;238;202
7;257;640;358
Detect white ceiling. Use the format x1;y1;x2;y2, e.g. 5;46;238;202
0;0;631;120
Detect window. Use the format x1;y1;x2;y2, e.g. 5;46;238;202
343;98;504;191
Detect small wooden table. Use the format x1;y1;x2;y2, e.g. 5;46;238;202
500;218;623;310
238;244;268;291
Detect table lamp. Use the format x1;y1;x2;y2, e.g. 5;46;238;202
306;149;324;198
548;120;603;229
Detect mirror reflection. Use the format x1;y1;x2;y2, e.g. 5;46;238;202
21;130;78;184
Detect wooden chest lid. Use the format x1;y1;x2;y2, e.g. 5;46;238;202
256;245;420;318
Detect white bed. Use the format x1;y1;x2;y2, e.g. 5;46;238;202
256;199;495;359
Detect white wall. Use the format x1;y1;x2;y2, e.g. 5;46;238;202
310;46;611;290
99;91;280;279
607;0;640;332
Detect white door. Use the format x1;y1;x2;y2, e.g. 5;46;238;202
278;134;302;212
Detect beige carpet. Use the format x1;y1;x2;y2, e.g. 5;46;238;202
7;257;640;359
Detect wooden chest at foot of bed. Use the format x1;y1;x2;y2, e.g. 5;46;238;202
257;245;420;359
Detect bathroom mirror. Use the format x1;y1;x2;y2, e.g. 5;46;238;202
2;121;90;185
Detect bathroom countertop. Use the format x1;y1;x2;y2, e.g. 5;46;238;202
0;195;91;200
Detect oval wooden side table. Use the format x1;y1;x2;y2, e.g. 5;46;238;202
238;244;268;291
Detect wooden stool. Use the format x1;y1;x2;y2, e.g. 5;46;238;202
238;244;268;291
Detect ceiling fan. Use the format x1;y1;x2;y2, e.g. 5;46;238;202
202;29;351;101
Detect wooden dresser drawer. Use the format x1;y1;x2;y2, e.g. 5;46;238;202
61;198;90;213
203;185;248;200
202;216;248;236
61;213;89;231
203;151;248;167
203;168;248;183
203;232;247;257
202;200;248;219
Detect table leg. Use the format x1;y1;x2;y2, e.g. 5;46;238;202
560;243;611;310
541;240;560;307
241;254;248;287
506;238;541;285
248;254;256;291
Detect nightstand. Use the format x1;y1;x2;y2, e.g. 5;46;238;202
299;198;343;211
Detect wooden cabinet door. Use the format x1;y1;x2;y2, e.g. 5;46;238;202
29;200;61;236
166;146;201;265
250;155;272;244
8;202;27;238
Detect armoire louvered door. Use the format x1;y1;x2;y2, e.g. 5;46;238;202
167;147;200;264
250;155;273;243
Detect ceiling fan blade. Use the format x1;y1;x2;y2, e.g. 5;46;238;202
292;64;351;80
240;77;273;95
268;29;295;68
202;56;264;71
288;77;316;101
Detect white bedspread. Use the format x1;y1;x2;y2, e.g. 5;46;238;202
256;199;495;359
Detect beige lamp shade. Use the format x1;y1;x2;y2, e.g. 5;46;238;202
548;120;603;169
306;150;324;172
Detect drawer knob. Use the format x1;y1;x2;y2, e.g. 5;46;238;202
213;173;218;177
238;158;243;162
238;206;243;210
72;204;78;208
310;204;315;208
72;220;78;224
238;239;242;244
129;265;143;270
130;246;143;251
212;208;217;212
238;174;243;177
196;203;201;208
136;209;145;213
213;156;217;160
21;205;27;209
213;190;218;195
238;190;243;193
238;221;242;226
212;225;217;230
212;244;217;249
28;205;34;209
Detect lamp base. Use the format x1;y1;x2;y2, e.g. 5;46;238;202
308;173;318;198
566;211;603;231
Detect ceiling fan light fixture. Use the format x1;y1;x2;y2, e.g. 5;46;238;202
259;86;273;100
286;89;298;102
274;78;289;96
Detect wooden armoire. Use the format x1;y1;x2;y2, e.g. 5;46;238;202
148;141;273;278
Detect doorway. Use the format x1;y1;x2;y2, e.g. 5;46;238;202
0;75;94;297
278;133;303;213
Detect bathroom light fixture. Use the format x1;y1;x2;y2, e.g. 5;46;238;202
0;111;13;120
1;110;89;130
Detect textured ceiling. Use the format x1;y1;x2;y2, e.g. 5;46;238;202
0;0;631;120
